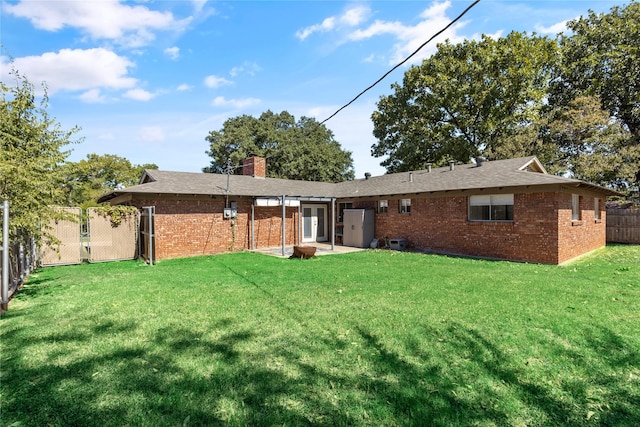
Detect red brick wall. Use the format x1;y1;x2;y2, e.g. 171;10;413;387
132;198;298;260
350;191;606;264
557;193;606;264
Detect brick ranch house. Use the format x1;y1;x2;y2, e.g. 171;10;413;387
98;155;622;264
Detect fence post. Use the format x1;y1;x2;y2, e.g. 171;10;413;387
1;200;9;311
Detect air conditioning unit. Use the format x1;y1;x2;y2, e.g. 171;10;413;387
389;238;406;251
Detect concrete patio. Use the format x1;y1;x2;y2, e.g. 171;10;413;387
253;242;366;258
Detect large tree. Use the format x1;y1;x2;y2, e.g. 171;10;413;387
545;96;637;191
1;70;80;244
556;1;640;140
371;32;559;172
490;95;636;192
62;153;158;208
554;1;640;193
204;110;354;182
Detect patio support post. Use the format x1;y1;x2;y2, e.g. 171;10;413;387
331;198;336;251
148;207;154;266
1;200;9;310
251;199;255;251
297;203;301;245
281;195;286;257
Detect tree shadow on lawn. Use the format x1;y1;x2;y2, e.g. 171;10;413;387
3;318;639;426
10;273;57;300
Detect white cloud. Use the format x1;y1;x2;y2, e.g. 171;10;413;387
341;5;369;26
5;0;190;48
296;5;370;40
123;88;156;101
204;75;232;88
177;83;192;91
78;89;108;104
349;1;468;64
535;20;570;35
229;61;261;77
192;0;208;13
139;126;166;142
1;48;137;94
296;17;336;40
164;46;180;60
212;96;260;109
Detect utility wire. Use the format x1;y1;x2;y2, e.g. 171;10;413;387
319;0;482;125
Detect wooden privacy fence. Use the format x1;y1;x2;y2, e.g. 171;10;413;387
606;209;640;244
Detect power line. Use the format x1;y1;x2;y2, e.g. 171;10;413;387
319;0;482;125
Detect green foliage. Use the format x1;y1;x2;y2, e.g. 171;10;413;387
546;96;638;190
554;1;640;195
1;69;81;244
62;153;157;208
557;1;640;140
371;32;558;172
372;3;640;196
204;110;355;182
489;95;638;192
2;246;639;425
91;205;139;227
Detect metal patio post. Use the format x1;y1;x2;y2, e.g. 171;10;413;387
1;200;9;310
281;195;286;257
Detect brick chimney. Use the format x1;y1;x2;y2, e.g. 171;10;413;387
243;156;266;178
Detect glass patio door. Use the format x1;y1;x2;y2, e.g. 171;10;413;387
302;205;327;243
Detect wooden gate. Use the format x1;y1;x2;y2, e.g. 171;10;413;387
139;206;155;265
40;207;83;266
87;208;139;262
41;207;140;265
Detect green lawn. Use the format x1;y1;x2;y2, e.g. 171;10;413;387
1;246;639;426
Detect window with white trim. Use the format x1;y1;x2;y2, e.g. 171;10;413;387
469;194;514;221
399;198;411;214
572;194;581;221
378;199;388;214
594;198;601;220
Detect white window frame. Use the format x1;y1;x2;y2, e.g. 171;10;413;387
399;198;411;214
469;194;514;221
572;194;581;221
378;199;388;214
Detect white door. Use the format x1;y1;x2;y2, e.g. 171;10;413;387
302;205;327;243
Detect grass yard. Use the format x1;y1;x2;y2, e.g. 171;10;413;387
1;246;639;426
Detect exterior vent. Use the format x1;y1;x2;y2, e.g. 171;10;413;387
449;161;455;171
364;172;371;180
409;172;413;182
475;156;486;167
426;163;432;173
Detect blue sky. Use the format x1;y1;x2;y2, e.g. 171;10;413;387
1;0;623;179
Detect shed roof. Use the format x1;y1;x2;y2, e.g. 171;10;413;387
97;156;623;203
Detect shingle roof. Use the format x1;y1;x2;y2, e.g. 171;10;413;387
98;156;622;203
99;169;336;202
333;156;621;197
